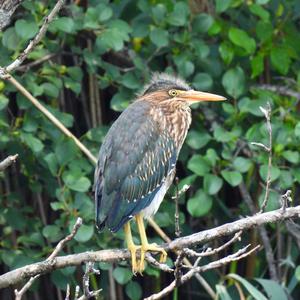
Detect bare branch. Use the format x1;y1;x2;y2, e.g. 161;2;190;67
254;84;300;101
144;245;260;300
78;262;101;300
258;103;272;213
0;0;23;31
14;275;39;300
13;217;82;299
1;205;300;289
0;0;65;75
0;154;18;171
48;217;82;261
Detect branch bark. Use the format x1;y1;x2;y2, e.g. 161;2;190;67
1;205;300;289
0;154;18;171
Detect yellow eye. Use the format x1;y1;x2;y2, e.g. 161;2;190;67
168;89;178;97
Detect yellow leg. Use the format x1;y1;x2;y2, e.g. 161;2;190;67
124;222;140;274
135;213;167;273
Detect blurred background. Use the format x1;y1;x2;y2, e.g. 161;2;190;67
1;0;300;299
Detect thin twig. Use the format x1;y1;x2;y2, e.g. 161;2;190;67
6;75;97;164
48;217;82;261
183;231;242;257
174;177;181;237
78;262;101;300
144;245;260;300
1;0;65;75
14;218;82;299
251;104;272;213
254;84;300;101
1;205;300;289
0;154;18;171
14;275;40;300
239;182;279;281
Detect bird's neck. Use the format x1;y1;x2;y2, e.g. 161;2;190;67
151;101;192;150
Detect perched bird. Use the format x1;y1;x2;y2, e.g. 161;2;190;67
94;73;225;273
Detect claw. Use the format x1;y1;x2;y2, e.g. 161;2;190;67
139;242;167;273
135;213;168;273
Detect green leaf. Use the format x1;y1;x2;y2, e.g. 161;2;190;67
233;157;252;173
44;153;58;176
0;95;9;110
295;266;300;281
222;67;245;98
259;165;280;182
121;73;140;89
187;190;213;217
55;138;78;166
193;73;213;90
256;21;273;41
97;20;131;51
219;42;234;65
42;225;62;243
251;54;264;78
15;20;39;39
113;267;132;285
271;46;291;75
21;133;44;152
295;123;300;138
255;279;288;300
150;28;169;47
213;126;234;142
167;2;189;26
187;155;210;176
63;172;91;192
249;4;270;21
73;224;94;243
125;281;142;300
216;0;232;13
186;130;211;149
282;150;299;164
192;13;213;33
204;174;223;195
221;170;242;187
41;83;59;98
2;27;20;50
98;4;113;22
216;284;233;300
258;190;280;211
228;274;268;300
228;27;256;54
51;17;75;33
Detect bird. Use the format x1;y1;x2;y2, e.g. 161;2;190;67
94;72;226;273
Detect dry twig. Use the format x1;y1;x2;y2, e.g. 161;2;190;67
13;217;82;299
144;245;260;300
0;154;18;171
0;0;65;76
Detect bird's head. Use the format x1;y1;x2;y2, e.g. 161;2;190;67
140;73;226;105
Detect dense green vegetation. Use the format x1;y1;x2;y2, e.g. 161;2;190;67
1;0;300;299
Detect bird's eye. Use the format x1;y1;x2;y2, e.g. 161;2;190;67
168;89;178;97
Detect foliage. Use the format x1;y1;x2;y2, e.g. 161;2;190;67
1;0;300;299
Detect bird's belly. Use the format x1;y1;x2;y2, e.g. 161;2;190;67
142;170;175;219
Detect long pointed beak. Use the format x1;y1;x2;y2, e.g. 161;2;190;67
179;90;226;103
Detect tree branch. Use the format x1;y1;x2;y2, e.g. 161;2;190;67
0;154;18;171
0;0;65;76
1;205;300;289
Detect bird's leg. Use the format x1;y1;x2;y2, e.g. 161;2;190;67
135;213;167;273
124;221;140;274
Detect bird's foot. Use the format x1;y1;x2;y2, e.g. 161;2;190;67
138;243;167;273
127;244;141;274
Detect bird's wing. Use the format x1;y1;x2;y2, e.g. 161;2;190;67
94;101;177;232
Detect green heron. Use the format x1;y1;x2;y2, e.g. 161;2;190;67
94;73;225;273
